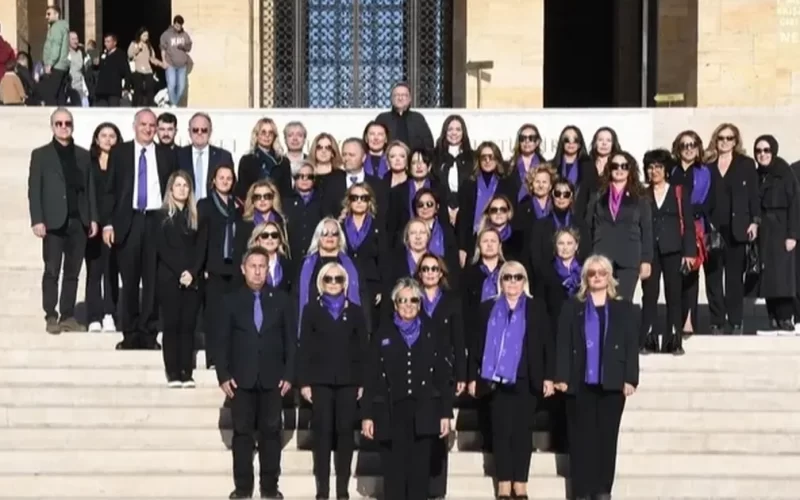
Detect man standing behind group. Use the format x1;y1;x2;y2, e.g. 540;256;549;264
160;15;192;107
103;108;178;350
41;5;70;106
177;112;234;199
157;112;178;150
375;82;434;153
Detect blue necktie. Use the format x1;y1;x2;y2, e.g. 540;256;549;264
137;148;148;210
253;292;263;331
349;175;358;186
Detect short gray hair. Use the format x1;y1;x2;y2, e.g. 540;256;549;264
390;277;423;304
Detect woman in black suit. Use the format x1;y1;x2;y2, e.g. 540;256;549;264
475;195;526;262
383;141;412;190
283;161;324;261
415;253;466;500
234;179;286;258
555;254;639;500
516;163;556;229
462;228;505;347
551;125;597;219
468;261;555;500
297;262;369;500
155;171;205;388
384;218;432;293
433;114;473;227
704;123;760;335
235;118;292;201
361;278;453;500
640;149;696;355
585;151;653;300
413;188;460;288
457;141;517;268
245;221;293;294
508;123;547;203
362;121;390;179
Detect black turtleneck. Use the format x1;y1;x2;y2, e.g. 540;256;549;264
480;170;494;185
53;138;82;217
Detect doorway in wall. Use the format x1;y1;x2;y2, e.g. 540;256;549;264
101;0;171;57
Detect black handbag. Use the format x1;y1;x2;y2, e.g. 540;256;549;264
704;221;725;252
745;241;761;277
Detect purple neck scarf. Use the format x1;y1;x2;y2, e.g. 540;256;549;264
481;295;527;384
407;249;421;275
408;178;431;215
365;154;389;178
533;197;552;219
254;210;276;225
422;287;442;317
298;252;360;336
554;258;581;296
298;190;314;206
517;156;540;201
609;186;623;220
474;173;499;233
267;257;283;288
479;262;500;301
692;164;711;205
394;312;421;348
321;292;346;320
561;158;579;186
553;210;571;230
584;299;608;385
494;223;512;242
344;214;373;251
428;219;445;257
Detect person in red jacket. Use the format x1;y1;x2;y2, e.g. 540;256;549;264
0;23;17;81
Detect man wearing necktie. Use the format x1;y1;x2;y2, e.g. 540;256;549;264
320;137;387;221
177;112;234;199
102;108;178;350
216;247;296;499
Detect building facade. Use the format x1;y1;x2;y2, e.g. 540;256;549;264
2;0;800;108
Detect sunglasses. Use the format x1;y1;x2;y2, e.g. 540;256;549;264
501;273;525;282
294;173;315;181
562;136;580;145
480;154;495;161
395;297;421;305
420;265;440;273
553;190;572;199
257;231;281;240
680;142;696;150
488;206;509;215
587;269;609;278
610;162;629;171
519;133;539;143
191;127;209;134
316;144;333;151
755;147;772;155
321;229;340;238
54;120;73;128
322;275;346;284
251;192;275;201
717;135;736;142
416;200;436;209
349;194;371;203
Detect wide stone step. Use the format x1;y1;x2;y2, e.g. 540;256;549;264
0;473;796;498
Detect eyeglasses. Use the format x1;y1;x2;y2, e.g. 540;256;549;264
251;192;275;202
562;136;580;145
717;135;736;142
258;231;280;240
416;200;436;209
349;194;371;203
395;297;421;305
488;206;509;215
191;127;209;134
322;275;346;284
480;154;495;162
321;229;340;238
420;265;440;273
610;162;629;171
680;142;696;150
755;147;772;155
587;269;609;278
519;133;539;143
294;173;315;181
501;273;525;282
54;120;73;128
553;190;572;199
316;144;333;151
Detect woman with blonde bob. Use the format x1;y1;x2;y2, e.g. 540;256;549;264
235;117;292;200
554;254;639;500
246;221;292;293
468;260;554;499
235;179;286;260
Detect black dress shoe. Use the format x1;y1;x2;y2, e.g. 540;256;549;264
229;490;252;499
260;489;284;499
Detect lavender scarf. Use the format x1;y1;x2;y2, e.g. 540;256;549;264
321;292;346;320
609;187;623;220
584;299;609;385
429;219;445;257
344;214;373;251
267;257;283;288
533;197;552;219
422;288;442;317
517;156;540;201
365;154;389;178
561;159;579;186
407;249;420;275
298;190;314;206
474;174;499;233
254;210;277;225
553;210;571;230
480;263;500;302
495;224;511;242
394;312;421;348
481;295;527;384
554;258;581;296
408;178;431;215
298;253;361;336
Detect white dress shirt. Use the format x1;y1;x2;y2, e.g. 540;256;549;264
346;168;366;188
193;146;210;199
132;141;161;211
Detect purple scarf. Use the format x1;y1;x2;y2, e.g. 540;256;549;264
561;159;579;186
609;187;623;220
254;210;277;225
495;224;511;242
298;190;314;206
267;257;283;288
422;288;442;317
553;210;571;230
394;312;421;348
533;197;552;219
321;292;346;320
298;252;361;336
480;262;500;301
481;295;527;384
407;249;420;275
429;219;445;257
584;299;608;385
692;164;711;205
474;174;499;233
344;214;373;251
517;156;540;201
554;258;581;296
408;178;431;215
365;154;389;178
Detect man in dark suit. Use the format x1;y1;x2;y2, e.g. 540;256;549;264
321;137;387;220
216;246;295;499
176;112;234;199
102;108;178;350
374;82;434;153
28;108;98;334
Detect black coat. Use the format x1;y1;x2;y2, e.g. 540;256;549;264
461;260;501;350
197;195;242;277
433;149;472;209
154;209;205;287
555;298;639;394
386;178;450;248
709;154;761;243
456;174;518;261
375;108;434;153
342;215;391;295
586;190;654;269
321;170;388;221
235;151;293;202
421;290;467;382
647;184;696;257
282;191;324;260
526;212;591;281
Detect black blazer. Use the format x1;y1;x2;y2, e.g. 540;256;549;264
283;191;324;260
375;108;435;153
265;254;294;295
235;151;293;202
461;260;501;349
197;195;242;277
586;190;654;269
103;141;177;238
215;286;297;389
539;259;579;324
176;145;234;195
670;162;716;223
421;290;467;382
648;184;696;257
296;299;369;387
468;297;554;395
433;149;472;209
28;142;97;229
527;213;591;280
555;297;639;394
386;178;450;247
342;215;390;294
155;209;206;286
456;174;518;258
321;170;388;221
361;317;453;441
709;154;761;243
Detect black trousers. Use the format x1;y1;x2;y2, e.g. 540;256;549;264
640;250;683;343
565;384;625;499
490;383;534;483
160;283;201;379
42;217;86;320
613;265;639;301
231;386;282;493
680;262;713;333
705;225;747;328
793;246;800;323
380;399;434;500
204;272;236;367
428;435;449;497
767;298;794;322
39;69;67;105
117;211;159;346
130;72;155;106
95;95;121;107
310;385;358;493
85;235;119;323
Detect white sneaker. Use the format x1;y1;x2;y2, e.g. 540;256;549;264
794;323;800;334
102;315;117;332
778;327;796;337
182;379;196;389
167;380;182;388
757;329;779;336
88;321;102;332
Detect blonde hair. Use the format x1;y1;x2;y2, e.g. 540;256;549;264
576;254;620;301
340;182;378;221
704;122;746;163
246;221;290;257
525;162;557;193
242;179;284;222
250;117;284;157
386;140;411;170
495;260;532;298
476;194;515;234
390;277;423;304
553;227;581;254
403;217;432;248
316;262;349;296
307;217;347;255
471;226;507;264
161;170;198;230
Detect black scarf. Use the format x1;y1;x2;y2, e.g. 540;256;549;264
52;138;83;191
211;190;236;260
255;147;278;179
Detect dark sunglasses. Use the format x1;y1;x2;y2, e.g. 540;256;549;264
488;206;509;215
610;162;629;171
717;135;736;142
251;192;275;202
420;265;440;273
501;273;525;282
553;190;572;199
322;275;346;284
755;147;772;155
587;269;609;278
294;173;315;181
54;120;73;128
316;143;333;151
321;229;340;238
480;154;495;161
349;194;371;203
257;231;281;240
395;297;421;305
191;127;209;134
416;200;436;209
562;136;580;145
679;142;696;150
519;133;539;143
